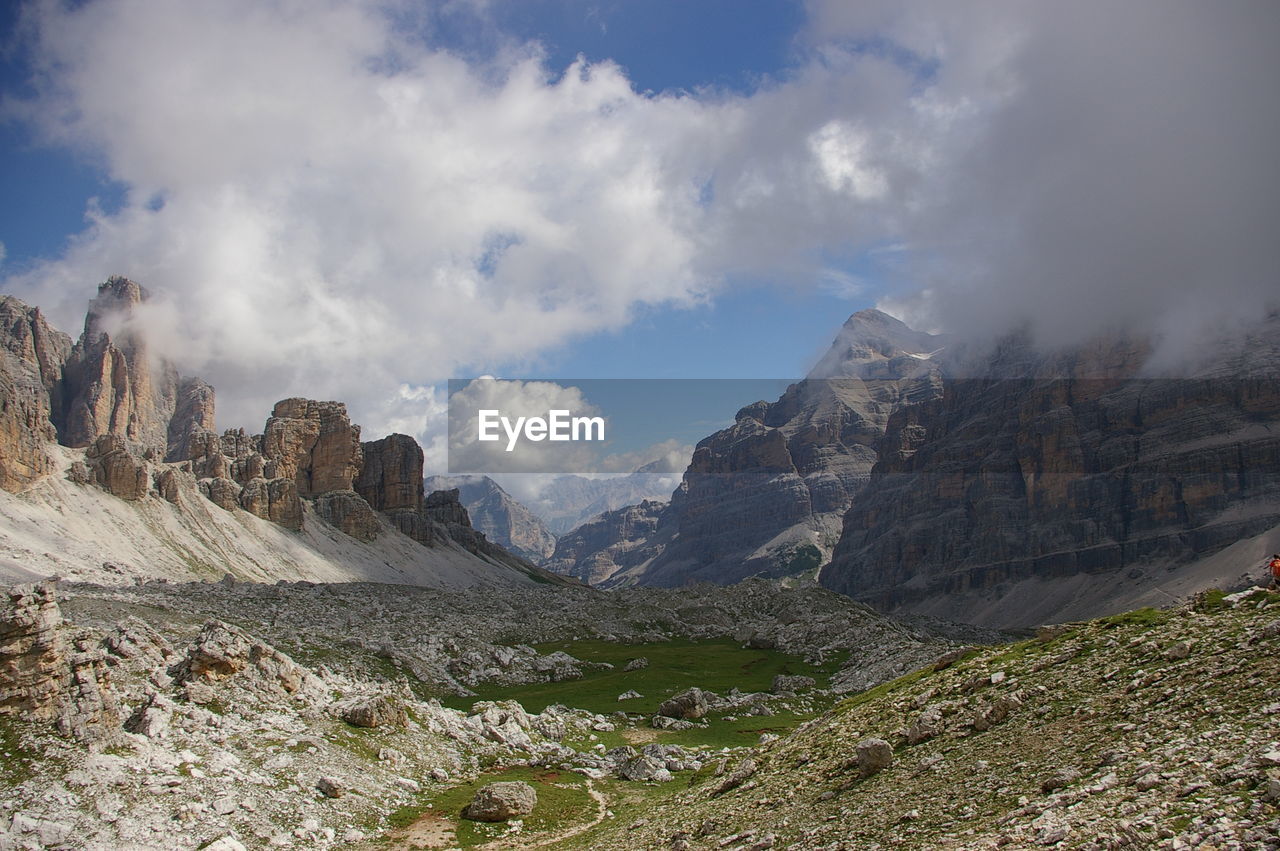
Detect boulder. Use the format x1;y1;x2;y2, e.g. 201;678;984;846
856;738;893;778
461;781;537;822
337;695;408;729
771;674;816;694
316;776;345;799
658;687;710;720
618;755;673;782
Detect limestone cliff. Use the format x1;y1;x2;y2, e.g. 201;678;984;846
546;499;670;585
820;316;1280;627
0;298;72;491
426;475;558;563
0;279;569;589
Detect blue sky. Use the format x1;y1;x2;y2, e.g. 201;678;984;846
0;0;889;389
1;0;1275;472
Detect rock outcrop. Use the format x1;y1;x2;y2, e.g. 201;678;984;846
0;278;581;588
262;398;363;497
821;317;1280;626
236;476;303;531
0;582;118;742
81;434;149;500
0;582;69;722
0;298;71;491
357;434;423;512
426;475;558;563
314;491;381;542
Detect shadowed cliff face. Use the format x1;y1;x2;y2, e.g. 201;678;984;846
821;315;1280;626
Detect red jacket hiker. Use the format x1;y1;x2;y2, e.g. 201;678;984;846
1269;554;1280;588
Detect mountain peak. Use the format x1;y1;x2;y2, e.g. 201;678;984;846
809;309;944;379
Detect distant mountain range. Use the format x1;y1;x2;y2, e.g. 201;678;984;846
426;466;680;564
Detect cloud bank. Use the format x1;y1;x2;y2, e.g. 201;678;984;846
3;0;1276;447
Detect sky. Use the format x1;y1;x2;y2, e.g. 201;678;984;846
1;0;1277;475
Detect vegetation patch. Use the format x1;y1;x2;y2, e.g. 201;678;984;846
442;638;838;716
422;765;596;848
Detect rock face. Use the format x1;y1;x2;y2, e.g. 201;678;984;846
0;298;72;491
59;277;203;460
2;278;215;494
461;781;537;822
262;399;363;497
237;476;303;531
426;475;558;563
547;499;669;584
0;582;118;742
549;310;945;587
358;434;424;512
313;491;381;542
167;378;216;463
821;317;1280;626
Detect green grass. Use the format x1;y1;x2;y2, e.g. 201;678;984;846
661;708;817;749
1099;607;1172;628
442;638;839;716
0;716;43;786
424;765;596;848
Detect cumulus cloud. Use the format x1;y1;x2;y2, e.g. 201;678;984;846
3;0;1275;452
596;438;694;475
447;378;606;473
3;0;934;439
805;0;1280;352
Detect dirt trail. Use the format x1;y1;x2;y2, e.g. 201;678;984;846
514;779;609;849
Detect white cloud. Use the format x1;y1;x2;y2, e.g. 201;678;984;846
3;0;1275;456
447;378;606;474
4;0;933;443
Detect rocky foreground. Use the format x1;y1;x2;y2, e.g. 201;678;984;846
0;578;976;849
580;588;1280;850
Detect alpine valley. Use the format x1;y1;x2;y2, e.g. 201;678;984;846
1;278;1279;851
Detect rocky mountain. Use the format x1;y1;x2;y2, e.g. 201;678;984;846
0;278;566;590
546;498;672;585
821;317;1280;628
530;465;684;536
425;475;558;563
548;309;946;587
